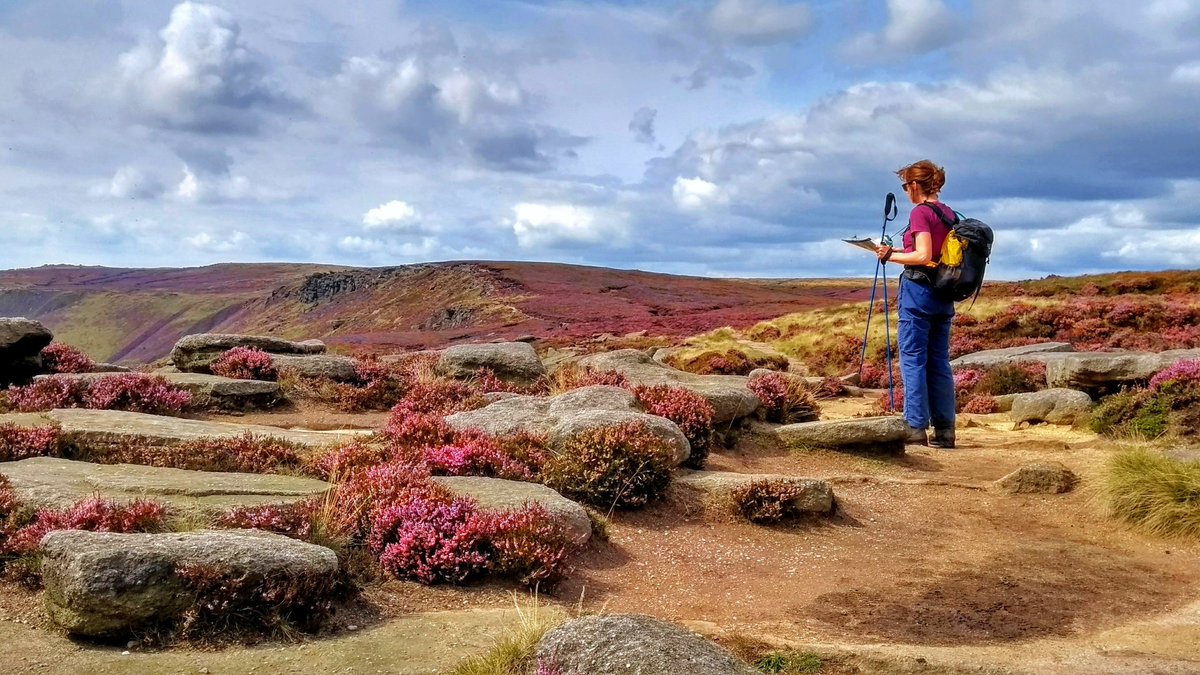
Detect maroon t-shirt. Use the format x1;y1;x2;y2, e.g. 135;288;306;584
902;202;954;262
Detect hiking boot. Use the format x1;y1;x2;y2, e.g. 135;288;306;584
905;426;928;445
930;427;955;449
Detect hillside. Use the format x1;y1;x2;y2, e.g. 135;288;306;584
0;261;871;364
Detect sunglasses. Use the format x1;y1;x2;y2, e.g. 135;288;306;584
900;180;917;190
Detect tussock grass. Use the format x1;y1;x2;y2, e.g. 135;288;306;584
450;598;565;675
1101;447;1200;538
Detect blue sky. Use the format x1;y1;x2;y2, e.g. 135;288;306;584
1;0;1198;279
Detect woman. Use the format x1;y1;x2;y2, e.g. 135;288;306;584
875;160;956;448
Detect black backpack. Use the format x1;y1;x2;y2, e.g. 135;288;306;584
922;203;994;303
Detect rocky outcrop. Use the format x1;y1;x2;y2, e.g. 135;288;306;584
1009;389;1093;425
0;317;53;385
446;386;690;465
169;333;325;373
996;462;1078;494
951;343;1074;369
777;416;910;454
432;476;592;544
1044;349;1200;392
271;354;359;382
437;342;547;386
674;471;834;514
536;614;758;675
41;529;338;638
32;372;281;409
0;457;331;513
577;349;759;423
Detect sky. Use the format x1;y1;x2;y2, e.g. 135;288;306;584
1;0;1198;280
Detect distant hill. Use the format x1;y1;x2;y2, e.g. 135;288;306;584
0;262;872;364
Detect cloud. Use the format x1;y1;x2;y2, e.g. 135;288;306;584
629;107;657;145
509;203;629;249
363;200;420;230
115;2;290;132
90;166;166;200
186;229;250;253
1171;61;1200;84
672;177;728;212
707;0;813;46
844;0;959;59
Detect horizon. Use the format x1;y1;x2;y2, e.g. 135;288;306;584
2;1;1198;280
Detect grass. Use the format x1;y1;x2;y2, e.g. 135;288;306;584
1101;447;1200;538
449;597;565;675
755;650;824;673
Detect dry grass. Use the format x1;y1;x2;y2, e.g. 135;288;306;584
1101;447;1200;538
449;596;565;675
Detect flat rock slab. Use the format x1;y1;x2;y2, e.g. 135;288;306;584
437;342;547;386
577;349;760;424
170;333;325;372
1045;349;1200;391
951;342;1074;369
996;462;1078;494
1010;388;1093;425
777;416;910;454
536;614;758;675
432;475;592;544
0;457;331;513
271;354;359;382
674;470;834;514
41;529;338;638
33;372;280;409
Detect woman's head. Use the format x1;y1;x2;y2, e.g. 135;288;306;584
896;160;945;203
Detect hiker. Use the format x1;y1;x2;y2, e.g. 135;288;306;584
874;160;956;448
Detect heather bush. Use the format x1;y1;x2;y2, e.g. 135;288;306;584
210;347;278;381
669;348;786;376
369;493;490;584
482;503;575;587
1090;362;1200;440
215;500;319;541
331;461;449;538
39;342;94;374
1150;360;1200;392
632;384;715;469
546;363;630;394
542;421;676;510
731;479;820;524
383;410;459;451
176;562;337;636
1090;389;1155;437
82;432;303;474
425;435;539;482
962;394;1000;414
815;376;846;399
0;476;29;573
872;385;904;415
857;361;897;389
748;373;820;425
394;378;485;416
0;424;62;461
6;377;89;412
3;497;167;558
307;439;394;480
83;373;192;414
472;368;546;396
975;363;1046;396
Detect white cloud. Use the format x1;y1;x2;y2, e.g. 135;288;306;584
672;176;727;211
844;0;958;59
90;166;165;200
509;203;629;248
186;230;249;253
1170;61;1200;84
363;200;420;230
707;0;813;45
338;235;382;254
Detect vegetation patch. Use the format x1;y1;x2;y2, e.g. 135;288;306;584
1089;360;1200;440
211;347;278;381
5;374;192;415
748;373;820;424
39;342;95;374
0;424;63;462
1101;447;1200;538
632;384;715;468
79;432;305;474
542;421;676;511
730;479;817;525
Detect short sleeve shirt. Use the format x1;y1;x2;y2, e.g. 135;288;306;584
902;202;954;262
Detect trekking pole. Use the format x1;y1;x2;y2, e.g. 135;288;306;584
857;193;899;408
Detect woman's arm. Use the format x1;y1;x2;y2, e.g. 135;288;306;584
876;232;933;265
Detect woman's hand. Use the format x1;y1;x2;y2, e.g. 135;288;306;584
876;245;893;263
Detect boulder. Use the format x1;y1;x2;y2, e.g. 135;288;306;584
777;416;910;454
169;333;325;372
437;342;547;386
992;393;1019;412
996;462;1078;494
0;317;53;385
536;614;757;675
1010;388;1093;425
674;470;834;514
446;386;690;465
1045;349;1200;392
432;476;592;544
40;529;338;638
32;372;280;410
271;354;359;382
951;343;1074;369
0;457;332;513
577;349;760;423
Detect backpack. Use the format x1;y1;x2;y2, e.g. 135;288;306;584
921;203;994;303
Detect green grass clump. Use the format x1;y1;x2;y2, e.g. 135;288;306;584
450;603;563;675
755;650;824;673
1102;448;1200;538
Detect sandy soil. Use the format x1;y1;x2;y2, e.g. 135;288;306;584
4;396;1200;674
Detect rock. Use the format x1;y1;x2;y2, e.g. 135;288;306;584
0;457;331;513
992;393;1020;412
1009;389;1093;425
90;363;132;373
951;343;1074;369
577;349;760;423
32;372;280;410
432;476;592;544
536;614;757;675
446;386;690;465
40;529;338;638
436;342;547;386
271;354;359;382
0;317;53;385
674;471;834;514
169;333;325;373
777;416;910;454
0;408;364;452
1044;349;1200;392
996;462;1078;494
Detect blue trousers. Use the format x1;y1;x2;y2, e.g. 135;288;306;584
897;277;956;430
